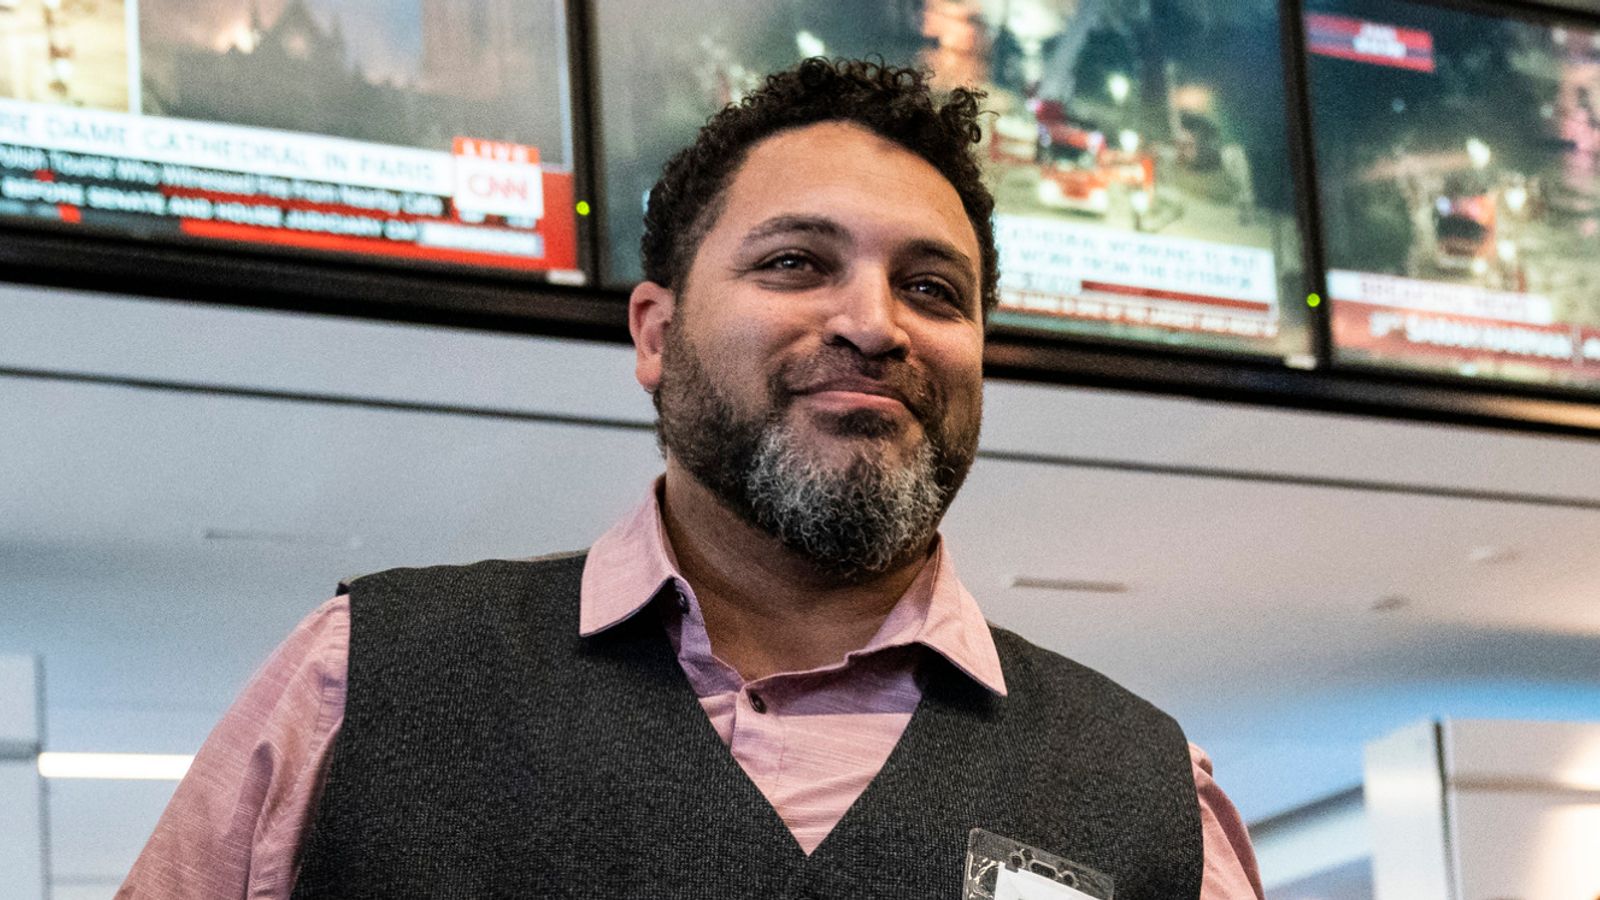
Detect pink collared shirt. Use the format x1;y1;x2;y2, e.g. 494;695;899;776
120;490;1265;898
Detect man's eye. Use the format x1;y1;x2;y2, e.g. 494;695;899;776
760;252;818;272
905;278;965;311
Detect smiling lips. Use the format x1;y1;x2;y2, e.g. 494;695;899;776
791;377;921;420
779;348;935;422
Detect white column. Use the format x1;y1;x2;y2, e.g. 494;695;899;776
0;654;46;900
1364;720;1455;900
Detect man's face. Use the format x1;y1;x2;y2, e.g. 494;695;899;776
637;121;985;579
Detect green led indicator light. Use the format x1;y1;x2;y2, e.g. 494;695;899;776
575;201;591;216
1307;293;1323;308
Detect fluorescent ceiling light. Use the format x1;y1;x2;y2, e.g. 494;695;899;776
37;752;193;780
1009;576;1129;594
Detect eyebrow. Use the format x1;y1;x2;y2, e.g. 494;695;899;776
903;238;976;278
739;214;852;249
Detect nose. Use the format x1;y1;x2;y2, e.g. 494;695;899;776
822;270;910;360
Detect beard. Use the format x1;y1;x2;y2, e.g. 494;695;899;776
654;326;980;582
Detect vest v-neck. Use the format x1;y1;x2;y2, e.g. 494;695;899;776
615;602;1004;893
621;587;980;862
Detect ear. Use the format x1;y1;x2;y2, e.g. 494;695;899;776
629;280;676;393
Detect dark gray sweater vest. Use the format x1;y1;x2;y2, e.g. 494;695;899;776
291;555;1202;899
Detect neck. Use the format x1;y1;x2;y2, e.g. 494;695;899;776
660;460;932;681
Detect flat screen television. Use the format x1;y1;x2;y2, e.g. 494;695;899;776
1304;0;1600;391
593;0;1313;363
0;0;584;285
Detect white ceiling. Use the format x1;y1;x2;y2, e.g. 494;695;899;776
4;284;1600;886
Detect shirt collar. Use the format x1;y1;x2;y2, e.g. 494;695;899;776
577;482;681;636
578;480;1007;696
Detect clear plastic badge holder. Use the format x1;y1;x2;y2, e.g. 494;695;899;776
963;828;1114;900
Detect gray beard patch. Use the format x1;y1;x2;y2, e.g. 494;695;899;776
740;419;948;581
654;328;973;582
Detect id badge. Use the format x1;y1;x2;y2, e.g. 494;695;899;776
962;828;1114;900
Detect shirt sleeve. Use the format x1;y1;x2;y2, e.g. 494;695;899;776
1191;742;1266;900
116;596;350;900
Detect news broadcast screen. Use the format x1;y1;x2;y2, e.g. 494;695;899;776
0;0;582;282
1305;0;1600;390
595;0;1312;361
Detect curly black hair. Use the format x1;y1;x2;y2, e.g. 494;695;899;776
641;57;998;317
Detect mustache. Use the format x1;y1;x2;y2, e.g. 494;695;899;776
773;346;939;424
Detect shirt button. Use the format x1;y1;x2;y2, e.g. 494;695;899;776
748;692;767;714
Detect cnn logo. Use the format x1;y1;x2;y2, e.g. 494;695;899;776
453;138;545;221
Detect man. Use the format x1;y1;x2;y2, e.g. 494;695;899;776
122;59;1263;898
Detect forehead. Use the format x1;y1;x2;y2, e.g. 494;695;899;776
706;121;980;262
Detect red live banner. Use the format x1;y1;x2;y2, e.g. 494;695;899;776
1305;13;1436;73
1333;300;1600;378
